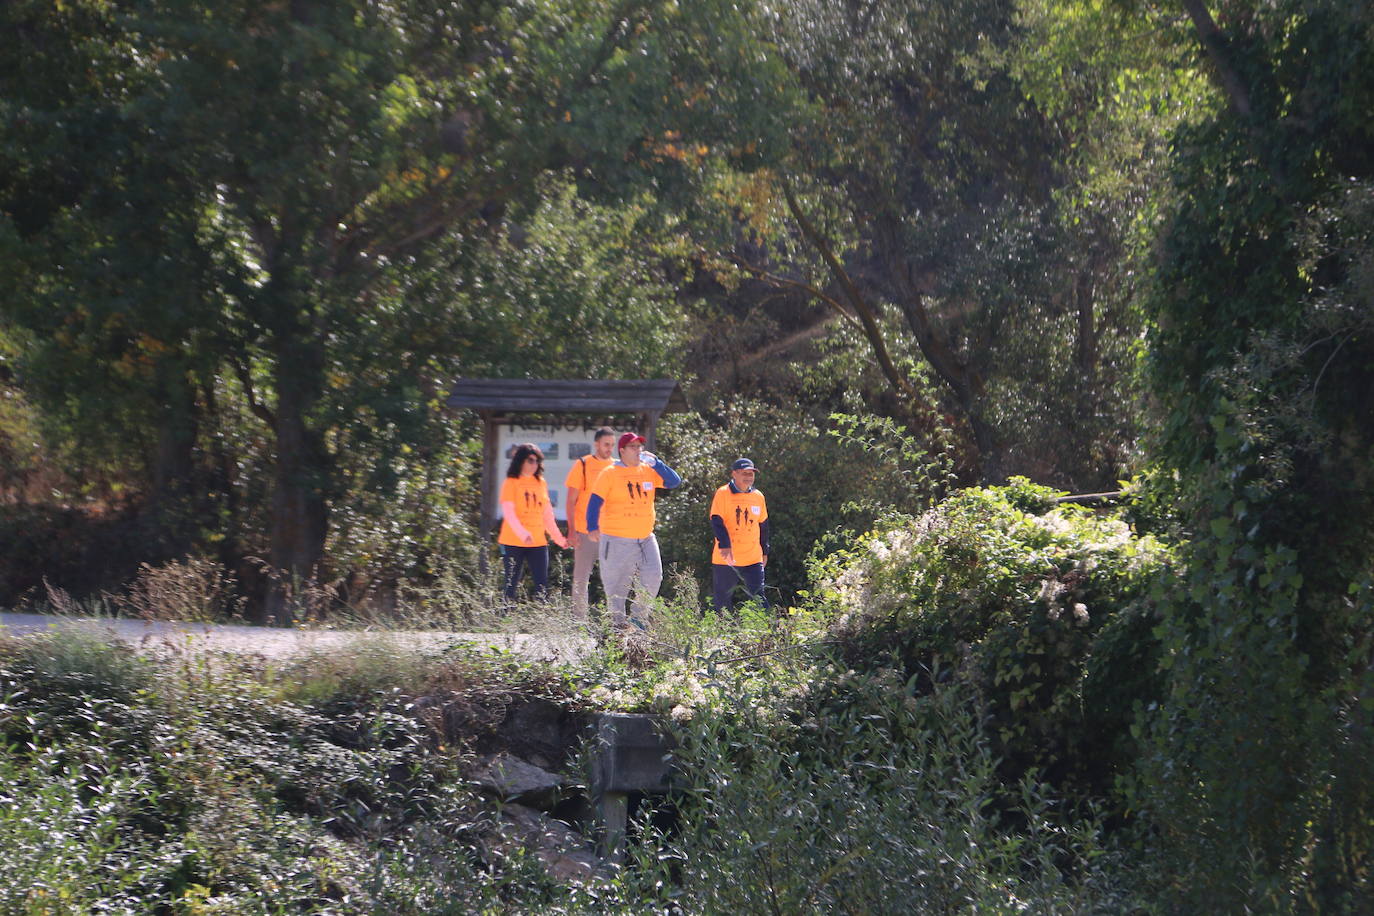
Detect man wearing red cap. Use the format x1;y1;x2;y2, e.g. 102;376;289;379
585;432;683;630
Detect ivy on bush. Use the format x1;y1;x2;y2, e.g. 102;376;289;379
816;478;1174;799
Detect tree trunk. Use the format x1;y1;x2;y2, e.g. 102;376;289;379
143;368;200;556
1074;268;1098;379
871;217;1004;482
201;375;249;590
264;342;331;626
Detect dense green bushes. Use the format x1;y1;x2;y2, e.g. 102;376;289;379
655;399;948;606
0;632;580;913
0;588;1149;913
814;469;1374;909
1131;2;1374;908
617;667;1144;914
814;479;1171;801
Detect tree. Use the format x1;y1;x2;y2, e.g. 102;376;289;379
1;0;225;549
694;0;1155;487
2;0;798;620
1124;0;1374;904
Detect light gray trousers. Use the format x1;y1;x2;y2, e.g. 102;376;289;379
570;535;598;618
597;533;663;627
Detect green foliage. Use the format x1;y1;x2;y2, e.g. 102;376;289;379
568;569;825;722
655;399;948;605
0;350;69;504
827;409;959;509
2;627;154;715
693;0;1149;487
818;479;1173;798
0;745;180;914
1122;0;1374;907
13;574;1167;910
0;633;585;912
611;666;1145;913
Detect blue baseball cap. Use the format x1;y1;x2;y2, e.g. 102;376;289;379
731;458;756;471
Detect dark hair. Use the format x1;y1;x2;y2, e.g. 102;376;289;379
506;443;545;479
593;426;615;441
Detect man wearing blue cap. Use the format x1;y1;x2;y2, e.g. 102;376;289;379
708;457;770;613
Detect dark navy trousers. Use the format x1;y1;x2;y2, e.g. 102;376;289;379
712;562;767;613
502;545;550;600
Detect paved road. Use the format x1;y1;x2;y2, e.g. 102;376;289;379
0;612;594;664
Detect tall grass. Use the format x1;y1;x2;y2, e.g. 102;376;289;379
596;664;1147;914
0;595;1152;913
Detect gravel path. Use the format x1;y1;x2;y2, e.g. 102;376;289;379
0;612;594;664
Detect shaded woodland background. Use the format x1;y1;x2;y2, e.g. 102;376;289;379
5;0;1374;907
1;0;1159;618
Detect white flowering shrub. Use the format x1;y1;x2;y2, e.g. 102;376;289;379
610;666;1145;913
815;478;1176;801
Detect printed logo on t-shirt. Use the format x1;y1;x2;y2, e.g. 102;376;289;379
596;466;659;537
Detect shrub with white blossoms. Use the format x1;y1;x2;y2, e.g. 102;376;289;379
647;660;711;720
823;479;1170;632
817;478;1177;804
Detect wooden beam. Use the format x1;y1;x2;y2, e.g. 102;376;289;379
479;411;499;575
643;410;661;451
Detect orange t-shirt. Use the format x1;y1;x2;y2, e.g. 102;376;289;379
498;475;552;547
563;454;614;534
710;485;768;565
589;463;661;539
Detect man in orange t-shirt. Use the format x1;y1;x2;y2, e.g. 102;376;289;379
709;457;770;613
586;432;682;629
563;426;616;618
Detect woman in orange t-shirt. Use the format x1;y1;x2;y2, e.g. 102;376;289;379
498;443;568;599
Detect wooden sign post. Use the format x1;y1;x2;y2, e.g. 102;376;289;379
446;379;687;562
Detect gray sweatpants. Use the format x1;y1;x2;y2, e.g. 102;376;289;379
597;533;663;627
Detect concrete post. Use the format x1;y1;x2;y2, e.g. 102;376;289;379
590;712;674;863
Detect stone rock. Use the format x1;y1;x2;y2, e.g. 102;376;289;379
485;803;598;883
425;689;589;773
490;696;583;766
469;752;564;807
539;847;599;882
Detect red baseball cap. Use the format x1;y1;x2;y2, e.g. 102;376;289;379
617;432;646;450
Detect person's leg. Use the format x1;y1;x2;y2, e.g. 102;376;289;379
598;535;636;628
528;546;550;600
501;547;527;600
712;564;736;613
629;535;663;627
739;562;768;612
571;536;596;617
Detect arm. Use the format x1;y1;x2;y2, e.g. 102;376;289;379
542;501;568;548
586;493;604;541
711;513;733;566
759;518;771;567
710;514;731;548
563;457;587;547
565;486;582;546
646;457;682;489
501;500;534;545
